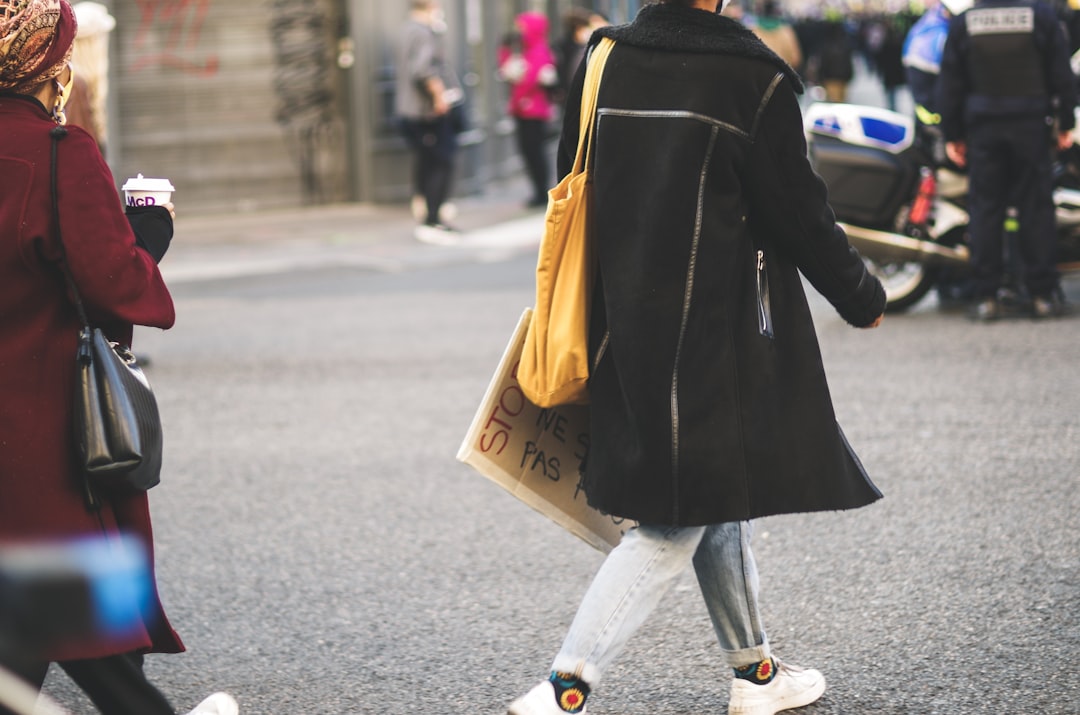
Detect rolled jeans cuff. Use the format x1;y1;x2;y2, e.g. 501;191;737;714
722;642;773;670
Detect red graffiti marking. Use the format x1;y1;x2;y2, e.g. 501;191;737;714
131;0;220;77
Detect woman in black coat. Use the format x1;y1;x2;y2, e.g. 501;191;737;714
506;2;885;715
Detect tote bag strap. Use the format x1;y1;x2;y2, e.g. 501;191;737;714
570;37;615;176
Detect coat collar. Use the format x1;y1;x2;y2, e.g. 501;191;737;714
0;91;50;117
594;3;803;93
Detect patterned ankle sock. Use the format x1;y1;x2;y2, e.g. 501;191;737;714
734;657;777;684
549;671;590;713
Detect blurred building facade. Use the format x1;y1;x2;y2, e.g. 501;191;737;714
94;0;643;214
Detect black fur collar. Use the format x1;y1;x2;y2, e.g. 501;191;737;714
594;3;803;93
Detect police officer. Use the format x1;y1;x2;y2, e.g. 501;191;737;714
938;0;1077;319
904;0;972;130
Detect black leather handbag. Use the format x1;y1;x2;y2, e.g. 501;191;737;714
50;126;163;495
72;326;163;492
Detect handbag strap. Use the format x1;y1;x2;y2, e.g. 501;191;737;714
570;37;615;177
48;125;93;333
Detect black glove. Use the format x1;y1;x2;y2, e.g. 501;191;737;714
125;205;173;264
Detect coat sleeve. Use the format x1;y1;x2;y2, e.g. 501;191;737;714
403;25;438;88
937;15;969;142
743;77;885;327
56;128;175;330
1042;3;1077;131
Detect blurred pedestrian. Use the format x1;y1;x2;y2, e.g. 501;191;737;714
553;8;592;106
395;0;465;245
939;0;1077;319
812;21;854;102
793;16;829;93
504;1;886;714
861;17;886;75
0;2;235;714
65;1;113;154
902;0;981;303
721;0;748;21
553;9;608;107
498;12;559;208
875;20;907;112
750;0;802;72
903;0;970;124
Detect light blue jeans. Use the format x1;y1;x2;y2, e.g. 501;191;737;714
550;522;771;686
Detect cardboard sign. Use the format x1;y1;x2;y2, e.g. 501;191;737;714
457;309;634;553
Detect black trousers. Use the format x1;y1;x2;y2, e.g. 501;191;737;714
515;117;551;204
966;118;1061;298
399;116;458;226
0;653;174;715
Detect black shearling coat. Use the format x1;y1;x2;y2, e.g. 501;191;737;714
559;4;887;526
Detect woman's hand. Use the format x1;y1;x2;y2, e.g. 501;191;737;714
162;202;176;220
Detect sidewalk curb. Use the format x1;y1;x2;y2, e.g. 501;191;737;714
162;205;544;284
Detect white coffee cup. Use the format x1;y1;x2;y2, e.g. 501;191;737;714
122;174;175;208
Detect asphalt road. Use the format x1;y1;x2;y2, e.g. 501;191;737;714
37;242;1079;715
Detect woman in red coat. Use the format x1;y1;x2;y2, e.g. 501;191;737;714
0;2;234;713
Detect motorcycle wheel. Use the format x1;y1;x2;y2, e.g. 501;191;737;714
863;257;941;313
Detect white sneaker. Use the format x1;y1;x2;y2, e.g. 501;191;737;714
508;680;586;715
187;692;239;715
414;223;462;246
728;661;825;715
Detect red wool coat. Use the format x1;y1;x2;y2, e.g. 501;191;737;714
0;93;183;660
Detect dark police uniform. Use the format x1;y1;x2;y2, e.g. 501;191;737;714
938;0;1076;312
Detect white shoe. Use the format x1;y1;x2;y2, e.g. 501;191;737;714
414;223;462;246
508;680;586;715
728;661;825;715
187;692;239;715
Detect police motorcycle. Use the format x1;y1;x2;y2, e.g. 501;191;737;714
804;102;1080;312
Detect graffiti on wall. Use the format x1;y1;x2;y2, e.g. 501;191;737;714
270;0;340;204
131;0;220;76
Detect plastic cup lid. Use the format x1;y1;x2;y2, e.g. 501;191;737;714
122;173;175;192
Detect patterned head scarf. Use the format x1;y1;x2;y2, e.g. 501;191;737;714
0;0;77;94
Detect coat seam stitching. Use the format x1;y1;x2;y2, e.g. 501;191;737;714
597;108;751;141
670;125;719;524
750;73;785;141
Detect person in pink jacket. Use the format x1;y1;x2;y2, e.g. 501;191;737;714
498;12;559;207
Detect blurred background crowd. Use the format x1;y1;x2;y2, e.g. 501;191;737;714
66;0;1080;217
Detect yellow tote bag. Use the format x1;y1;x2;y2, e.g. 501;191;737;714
517;37;615;408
